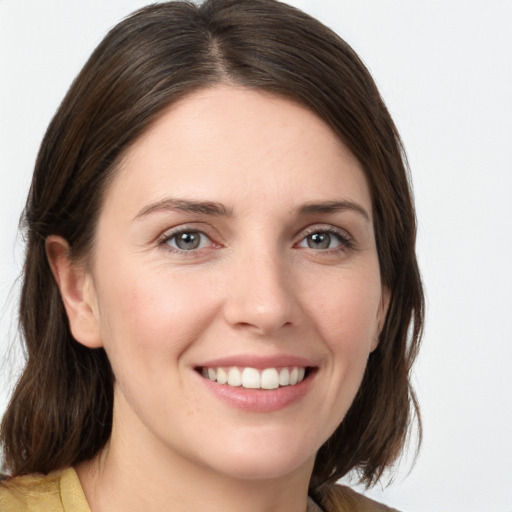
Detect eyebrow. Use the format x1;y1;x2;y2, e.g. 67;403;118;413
134;197;370;222
295;200;370;221
134;198;232;219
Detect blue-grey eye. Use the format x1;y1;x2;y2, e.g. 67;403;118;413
307;232;331;249
167;231;209;251
299;231;346;250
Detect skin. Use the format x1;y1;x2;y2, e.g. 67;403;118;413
48;85;388;512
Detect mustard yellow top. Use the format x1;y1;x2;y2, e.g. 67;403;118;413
0;468;398;511
0;468;90;512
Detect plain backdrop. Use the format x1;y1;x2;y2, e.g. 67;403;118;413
1;1;511;511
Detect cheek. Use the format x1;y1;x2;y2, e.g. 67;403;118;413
292;269;384;442
305;269;383;351
94;263;220;378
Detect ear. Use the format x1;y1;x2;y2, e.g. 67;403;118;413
370;286;391;352
46;235;103;348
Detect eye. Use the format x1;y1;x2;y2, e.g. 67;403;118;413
297;229;352;251
163;230;212;251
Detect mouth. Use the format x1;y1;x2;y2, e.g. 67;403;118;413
196;365;315;390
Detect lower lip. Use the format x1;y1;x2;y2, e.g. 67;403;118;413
197;371;315;412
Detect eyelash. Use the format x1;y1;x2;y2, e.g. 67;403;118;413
158;225;354;255
158;226;217;255
296;226;354;253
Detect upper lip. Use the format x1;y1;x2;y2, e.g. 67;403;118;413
196;354;317;369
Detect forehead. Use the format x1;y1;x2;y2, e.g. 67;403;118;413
105;85;371;219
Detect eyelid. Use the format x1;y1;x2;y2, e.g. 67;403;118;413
297;223;352;240
294;224;355;251
157;224;220;253
155;222;354;256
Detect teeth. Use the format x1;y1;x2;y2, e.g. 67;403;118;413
216;367;228;385
261;368;279;389
201;366;307;389
242;367;260;389
278;367;290;386
227;367;242;387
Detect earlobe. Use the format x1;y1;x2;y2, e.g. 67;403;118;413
46;235;103;349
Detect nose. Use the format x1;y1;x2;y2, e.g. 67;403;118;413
223;248;300;336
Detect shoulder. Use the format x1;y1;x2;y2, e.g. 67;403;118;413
0;470;63;511
0;468;89;512
316;483;401;512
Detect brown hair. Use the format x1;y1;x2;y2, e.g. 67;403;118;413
1;0;423;492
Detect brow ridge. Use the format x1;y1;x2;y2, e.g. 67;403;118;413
135;198;231;219
296;200;370;221
135;197;369;221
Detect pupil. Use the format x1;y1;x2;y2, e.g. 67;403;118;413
176;232;199;250
308;233;330;249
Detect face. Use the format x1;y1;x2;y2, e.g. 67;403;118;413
82;86;387;481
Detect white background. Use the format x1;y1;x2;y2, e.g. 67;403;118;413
1;1;511;510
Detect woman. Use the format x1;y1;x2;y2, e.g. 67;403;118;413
0;0;423;510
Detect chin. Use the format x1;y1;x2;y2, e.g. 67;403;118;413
196;431;317;482
212;453;313;482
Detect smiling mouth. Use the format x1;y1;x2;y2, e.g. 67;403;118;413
196;366;315;390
